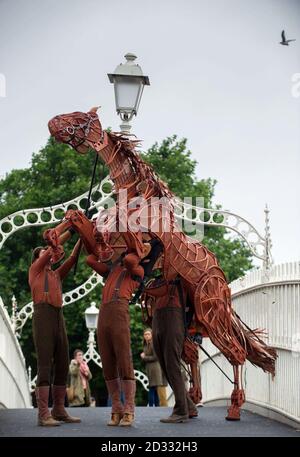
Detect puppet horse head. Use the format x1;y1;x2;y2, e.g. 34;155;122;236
48;107;103;154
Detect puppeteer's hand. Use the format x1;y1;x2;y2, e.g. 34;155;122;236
140;352;145;359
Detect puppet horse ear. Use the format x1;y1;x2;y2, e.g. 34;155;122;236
89;106;101;113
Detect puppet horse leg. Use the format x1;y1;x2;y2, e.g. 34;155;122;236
188;361;202;405
226;365;245;421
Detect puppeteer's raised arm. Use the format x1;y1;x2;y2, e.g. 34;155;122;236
86;254;110;277
57;239;81;280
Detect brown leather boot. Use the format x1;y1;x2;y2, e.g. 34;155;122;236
160;413;189;423
51;385;81;423
36;386;60;427
106;379;124;426
107;413;124;426
119;380;136;427
119;412;135;426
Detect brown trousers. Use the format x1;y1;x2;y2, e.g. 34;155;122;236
97;299;135;381
152;307;193;416
32;303;69;387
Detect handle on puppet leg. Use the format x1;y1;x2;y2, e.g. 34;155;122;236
43;210;102;259
43;220;72;248
42;220;73;264
58;229;74;245
42;215;92;265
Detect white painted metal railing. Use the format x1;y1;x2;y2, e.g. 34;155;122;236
0;297;31;408
201;261;300;425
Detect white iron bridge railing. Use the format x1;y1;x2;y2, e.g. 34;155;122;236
200;261;300;426
0;297;31;408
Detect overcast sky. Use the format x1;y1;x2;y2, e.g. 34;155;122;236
0;0;299;266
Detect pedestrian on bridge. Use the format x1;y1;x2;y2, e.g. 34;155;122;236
68;349;92;407
140;328;165;407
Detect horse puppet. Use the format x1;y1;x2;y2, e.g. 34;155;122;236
45;107;277;420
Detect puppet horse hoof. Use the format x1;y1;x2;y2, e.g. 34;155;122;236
226;387;244;421
226;405;241;421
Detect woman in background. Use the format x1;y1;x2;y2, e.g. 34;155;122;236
141;328;164;407
69;349;92;407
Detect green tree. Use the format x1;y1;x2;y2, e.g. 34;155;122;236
0;134;252;405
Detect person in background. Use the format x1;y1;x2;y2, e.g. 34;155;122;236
69;349;92;407
140;328;164;407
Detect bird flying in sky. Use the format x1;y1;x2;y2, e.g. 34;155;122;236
280;30;296;46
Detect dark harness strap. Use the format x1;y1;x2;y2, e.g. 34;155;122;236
102;253;124;280
169;280;178;305
44;270;49;303
112;268;127;301
44;270;49;292
176;278;188;337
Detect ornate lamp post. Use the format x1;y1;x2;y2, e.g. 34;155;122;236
11;294;17;333
108;53;150;133
84;301;99;360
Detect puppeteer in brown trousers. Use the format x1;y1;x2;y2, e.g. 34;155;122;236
143;277;198;423
87;253;144;426
29;237;81;426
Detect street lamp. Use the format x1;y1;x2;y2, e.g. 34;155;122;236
108;53;150;133
84;301;99;330
84;302;99;360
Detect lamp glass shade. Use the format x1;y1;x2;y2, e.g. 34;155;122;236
114;76;144;114
84;302;99;330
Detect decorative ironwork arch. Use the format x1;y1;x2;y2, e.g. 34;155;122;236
174;199;269;261
0;176;113;249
